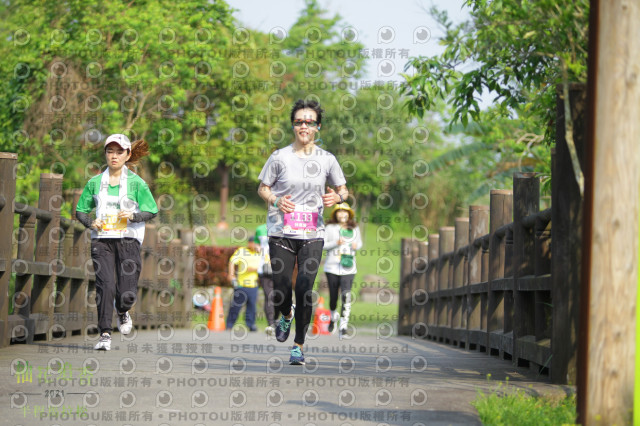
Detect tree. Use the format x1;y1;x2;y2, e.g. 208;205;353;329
320;87;434;224
276;0;366;100
427;108;551;210
395;0;587;226
183;28;274;229
0;0;235;216
401;0;589;140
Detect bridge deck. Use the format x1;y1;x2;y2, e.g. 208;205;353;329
0;328;571;425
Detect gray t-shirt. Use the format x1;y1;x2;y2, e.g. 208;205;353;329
258;144;347;240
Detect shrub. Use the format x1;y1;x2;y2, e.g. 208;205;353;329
194;245;238;288
472;376;576;425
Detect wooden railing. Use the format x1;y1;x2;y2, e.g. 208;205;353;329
399;88;586;384
0;152;195;348
399;173;553;370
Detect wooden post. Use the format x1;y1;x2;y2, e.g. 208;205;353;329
83;228;97;334
169;237;182;327
481;238;489;284
32;174;63;340
512;173;540;366
468;205;489;351
438;227;454;339
14;202;36;343
438;228;455;291
453;218;469;289
55;219;74;334
66;188;89;336
580;0;640;422
468;206;489;283
535;216;552;277
504;228;514;279
181;229;195;326
415;241;429;337
453;218;469;347
0;153;17;347
487;190;512;356
137;224;157;329
409;240;420;332
552;86;587;385
502;224;514;353
156;227;171;327
398;238;413;335
426;234;439;331
56;188;83;336
75;226;90;336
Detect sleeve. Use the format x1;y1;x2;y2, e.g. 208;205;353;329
353;226;363;250
76;211;93;229
135;180;158;214
323;225;339;250
326;154;347;187
258;153;279;186
130;211;157;223
75;181;96;214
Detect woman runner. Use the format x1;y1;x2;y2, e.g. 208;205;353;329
76;134;158;351
323;202;362;337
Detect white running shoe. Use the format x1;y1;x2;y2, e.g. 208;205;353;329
328;311;340;333
339;317;349;339
117;311;133;335
94;333;111;350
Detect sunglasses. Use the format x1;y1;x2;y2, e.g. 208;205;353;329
292;119;319;128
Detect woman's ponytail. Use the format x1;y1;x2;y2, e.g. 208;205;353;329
126;140;150;166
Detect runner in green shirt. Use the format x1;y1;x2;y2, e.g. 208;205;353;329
75;134;158;351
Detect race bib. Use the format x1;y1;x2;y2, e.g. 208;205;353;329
98;209;127;237
283;209;318;236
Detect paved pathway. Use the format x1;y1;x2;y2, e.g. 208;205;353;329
0;327;572;425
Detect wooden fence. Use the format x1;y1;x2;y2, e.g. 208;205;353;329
398;87;586;384
399;174;553;368
0;152;195;348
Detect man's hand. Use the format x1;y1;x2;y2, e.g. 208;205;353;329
323;187;340;207
276;194;296;213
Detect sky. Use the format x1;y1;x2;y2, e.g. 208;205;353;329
230;0;470;85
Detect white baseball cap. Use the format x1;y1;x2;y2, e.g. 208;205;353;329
104;134;131;150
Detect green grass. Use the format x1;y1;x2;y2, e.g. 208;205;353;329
471;377;577;425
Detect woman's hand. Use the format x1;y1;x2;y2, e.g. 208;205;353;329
91;219;105;230
118;210;134;220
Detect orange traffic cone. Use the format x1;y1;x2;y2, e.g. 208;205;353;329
312;296;331;335
207;286;226;331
